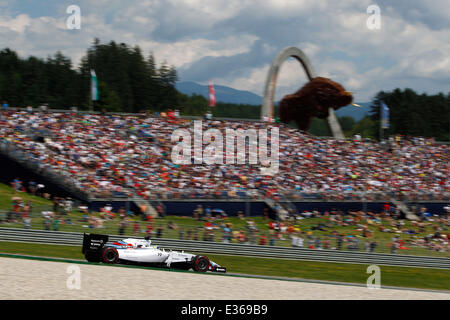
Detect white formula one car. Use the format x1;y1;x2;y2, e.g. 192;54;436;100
82;233;226;273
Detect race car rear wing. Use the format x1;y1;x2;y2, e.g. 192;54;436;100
82;233;109;254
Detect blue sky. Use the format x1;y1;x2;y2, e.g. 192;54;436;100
0;0;449;101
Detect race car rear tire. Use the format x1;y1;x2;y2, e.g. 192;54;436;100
193;255;210;272
102;247;119;264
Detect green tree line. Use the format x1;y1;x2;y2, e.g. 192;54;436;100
368;89;449;141
327;89;449;142
0;39;180;113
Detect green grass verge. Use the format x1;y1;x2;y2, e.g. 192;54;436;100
0;241;448;291
0;183;52;210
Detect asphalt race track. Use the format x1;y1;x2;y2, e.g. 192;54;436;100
0;257;448;300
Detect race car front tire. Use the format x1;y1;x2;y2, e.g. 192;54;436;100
193;255;210;272
102;247;119;264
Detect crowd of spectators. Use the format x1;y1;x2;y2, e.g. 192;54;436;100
189;206;447;253
5;196;33;228
147;204;448;253
0;110;448;203
2;179;448;254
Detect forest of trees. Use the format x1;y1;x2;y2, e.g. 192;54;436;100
367;89;449;141
0;39;180;113
274;88;449;141
0;40;448;141
319;89;449;142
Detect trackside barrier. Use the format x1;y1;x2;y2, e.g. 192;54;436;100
0;227;449;269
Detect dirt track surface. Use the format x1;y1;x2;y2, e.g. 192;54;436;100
0;257;448;300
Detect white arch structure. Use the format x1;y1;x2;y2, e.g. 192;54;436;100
261;47;344;138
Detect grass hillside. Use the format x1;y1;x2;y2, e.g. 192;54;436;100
0;183;53;211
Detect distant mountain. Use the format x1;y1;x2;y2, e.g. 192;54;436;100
176;81;262;105
334;102;371;122
176;81;371;121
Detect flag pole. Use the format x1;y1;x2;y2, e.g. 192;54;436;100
379;103;383;142
89;90;93;112
208;79;216;118
90;69;98;113
89;71;93;112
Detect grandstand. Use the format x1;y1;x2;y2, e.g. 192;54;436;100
0;108;448;217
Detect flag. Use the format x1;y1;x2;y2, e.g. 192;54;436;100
90;70;99;101
381;102;389;129
208;80;216;107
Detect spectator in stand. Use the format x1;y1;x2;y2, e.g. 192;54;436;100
323;236;330;249
290;231;303;248
52;217;60;231
315;236;322;250
186;228;192;240
383;203;390;217
391;236;399;254
249;229;257;245
420;207;432;221
336;234;343;250
36;184;45;197
0;111;447;202
237;231;245;244
263;208;269;221
259;234;267;245
146;223;153;237
179;227;185;240
2;100;8;112
207;229;215;242
28;181;36;194
156;226;163;238
64;198;73;215
222;223;232;243
205;206;212;218
192;229;199;241
167;221;177;230
118;219;128;235
43;216;51;230
156;204;164;217
23;217;31;229
133;222;140;236
12;178;22;192
269;230;276;246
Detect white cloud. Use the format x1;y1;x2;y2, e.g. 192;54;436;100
139;35;258;68
0;0;448;102
226;58;310;99
0;14;31;33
